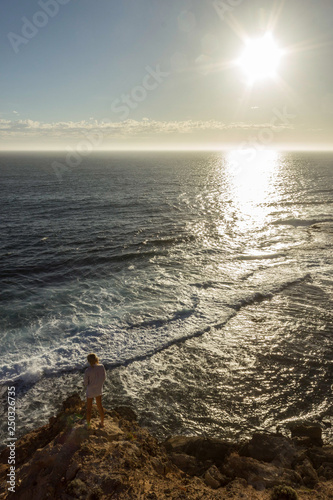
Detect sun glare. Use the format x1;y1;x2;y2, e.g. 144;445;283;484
237;33;283;84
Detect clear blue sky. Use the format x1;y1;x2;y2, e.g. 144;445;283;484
1;0;333;149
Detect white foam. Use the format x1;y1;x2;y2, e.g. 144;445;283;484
0;268;313;387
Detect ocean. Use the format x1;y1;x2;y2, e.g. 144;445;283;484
0;150;332;444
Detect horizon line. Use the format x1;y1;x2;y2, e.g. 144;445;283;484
1;146;333;153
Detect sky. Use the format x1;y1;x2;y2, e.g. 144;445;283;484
1;0;333;150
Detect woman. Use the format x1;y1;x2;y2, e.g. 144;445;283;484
84;353;106;427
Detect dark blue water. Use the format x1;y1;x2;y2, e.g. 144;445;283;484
0;150;332;442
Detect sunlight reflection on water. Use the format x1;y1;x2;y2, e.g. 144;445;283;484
223;149;280;231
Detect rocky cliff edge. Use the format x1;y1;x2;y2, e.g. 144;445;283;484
0;394;332;499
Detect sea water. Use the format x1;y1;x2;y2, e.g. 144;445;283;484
0;150;332;443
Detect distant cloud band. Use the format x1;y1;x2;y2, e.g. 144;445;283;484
0;117;294;139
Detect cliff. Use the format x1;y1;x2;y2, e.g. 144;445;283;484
0;394;332;499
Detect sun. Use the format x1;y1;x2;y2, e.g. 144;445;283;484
237;33;283;84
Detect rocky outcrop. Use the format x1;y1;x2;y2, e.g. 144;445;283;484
0;394;332;499
239;432;299;467
163;423;333;498
163;435;235;465
289;423;324;447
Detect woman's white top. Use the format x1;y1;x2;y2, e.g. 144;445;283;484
84;363;106;398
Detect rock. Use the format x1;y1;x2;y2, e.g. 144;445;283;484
9;424;88;499
88;434;108;445
225;477;248;495
318;465;333;481
295;458;318;487
306;446;333;480
290;423;323;446
151;457;173;476
292;436;316;448
67;477;88;498
0;392;86;473
88;486;104;499
306;446;333;469
169;453;202;476
62;393;82;411
163;436;234;464
223;452;302;490
204;468;220;489
65;460;81;481
113;406;137;422
204;465;228;489
100;475;126;496
240;432;298;467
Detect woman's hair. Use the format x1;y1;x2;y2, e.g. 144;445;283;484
87;353;99;365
